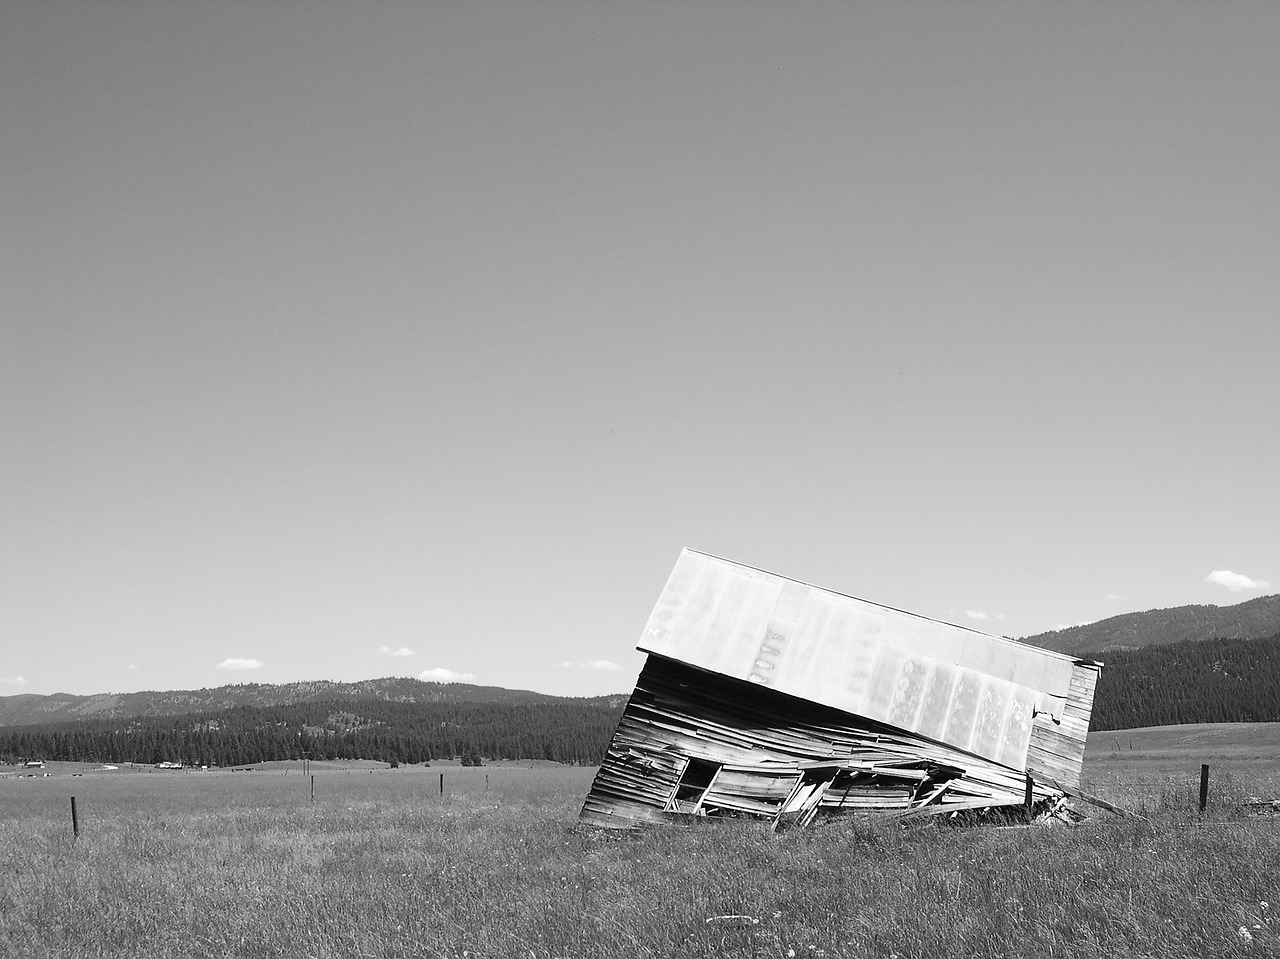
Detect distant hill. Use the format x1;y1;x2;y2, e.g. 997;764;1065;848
0;677;628;728
1022;593;1280;657
0;677;631;767
10;596;1280;766
0;695;628;767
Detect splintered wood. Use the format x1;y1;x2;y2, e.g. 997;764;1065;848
581;656;1072;828
580;551;1102;829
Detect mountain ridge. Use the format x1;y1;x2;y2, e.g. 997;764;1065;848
0;676;628;729
1020;593;1280;657
8;595;1279;734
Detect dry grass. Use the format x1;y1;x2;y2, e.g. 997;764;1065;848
2;750;1279;959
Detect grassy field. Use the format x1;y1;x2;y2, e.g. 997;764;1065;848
1083;722;1280;817
2;732;1279;959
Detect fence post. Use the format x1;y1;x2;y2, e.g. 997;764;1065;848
1199;763;1210;814
1024;774;1033;815
71;796;79;839
439;772;444;797
310;775;315;803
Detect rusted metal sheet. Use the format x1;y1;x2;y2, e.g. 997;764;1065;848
581;551;1102;828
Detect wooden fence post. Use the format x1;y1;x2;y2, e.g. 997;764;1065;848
71;796;79;839
1199;763;1210;814
439;772;444;797
310;775;315;803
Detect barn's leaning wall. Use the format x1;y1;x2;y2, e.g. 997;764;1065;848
580;656;1055;828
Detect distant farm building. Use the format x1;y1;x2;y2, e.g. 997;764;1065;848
581;550;1101;828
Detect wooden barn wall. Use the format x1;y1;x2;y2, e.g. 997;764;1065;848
580;656;1069;828
1026;660;1100;790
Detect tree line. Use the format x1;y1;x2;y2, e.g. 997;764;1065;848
0;697;625;767
1088;632;1280;730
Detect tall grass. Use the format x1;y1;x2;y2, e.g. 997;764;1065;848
2;762;1278;958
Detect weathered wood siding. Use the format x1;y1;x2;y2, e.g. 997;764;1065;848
580;656;1063;828
1026;660;1100;790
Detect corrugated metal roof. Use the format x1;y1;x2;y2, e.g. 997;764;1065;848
636;549;1083;772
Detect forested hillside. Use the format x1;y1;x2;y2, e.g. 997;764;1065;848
9;632;1280;767
1024;593;1280;656
0;676;626;728
1089;633;1280;730
0;696;626;767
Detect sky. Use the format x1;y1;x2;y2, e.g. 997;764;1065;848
2;1;1277;699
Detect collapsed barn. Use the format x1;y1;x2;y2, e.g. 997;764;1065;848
581;550;1101;828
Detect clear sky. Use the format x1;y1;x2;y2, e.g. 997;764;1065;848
3;1;1277;699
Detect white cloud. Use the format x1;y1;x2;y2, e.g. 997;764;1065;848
996;614;1006;621
216;658;264;671
558;659;623;671
964;609;989;621
0;676;26;686
377;646;415;657
1104;593;1123;601
420;667;475;683
1206;570;1272;593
